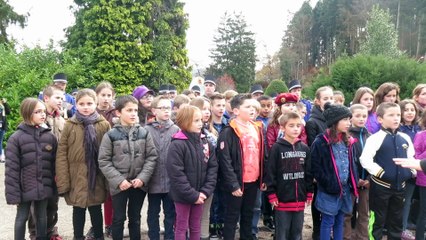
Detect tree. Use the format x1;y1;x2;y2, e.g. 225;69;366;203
0;0;26;44
359;5;402;57
207;12;256;93
64;0;191;94
264;79;288;97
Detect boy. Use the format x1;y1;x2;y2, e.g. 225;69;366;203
343;104;370;240
360;102;416;240
171;94;190;122
217;94;265;240
145;96;179;240
257;95;273;128
98;95;158;240
266;112;313;240
287;79;312;122
223;90;238;119
210;93;228;133
28;84;66;239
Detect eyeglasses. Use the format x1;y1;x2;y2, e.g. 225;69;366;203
141;95;154;100
155;106;172;111
33;110;46;115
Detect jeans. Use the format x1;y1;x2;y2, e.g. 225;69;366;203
416;186;426;240
15;200;48;240
174;202;203;240
320;210;345;240
28;195;59;237
275;210;304;240
402;181;416;230
111;188;146;240
147;193;175;240
251;189;262;234
210;187;225;225
73;205;103;239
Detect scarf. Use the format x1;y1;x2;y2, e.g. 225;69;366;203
75;111;100;193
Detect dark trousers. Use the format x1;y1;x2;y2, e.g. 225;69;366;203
369;181;404;240
15;200;48;240
210;187;226;225
147;193;175;240
311;183;321;239
416;186;426;240
28;195;59;237
262;191;274;221
73;205;103;239
223;182;258;240
111;188;146;240
275;210;304;240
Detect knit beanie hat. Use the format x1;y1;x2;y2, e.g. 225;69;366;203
323;102;352;127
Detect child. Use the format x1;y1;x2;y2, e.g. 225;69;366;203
145;96;179;240
223;90;238;119
399;99;420;239
98;95;157;240
412;83;426;113
171;94;191;122
374;82;400;105
296;102;307;125
287;79;312;122
413;110;426;239
266;112;313;240
352;87;380;134
5;98;57;240
333;90;345;105
360;102;416;240
56;89;110;240
132;85;155;126
216;93;265;240
311;103;359;240
257;95;273;128
343;104;370;240
166;105;218;240
210;93;228;133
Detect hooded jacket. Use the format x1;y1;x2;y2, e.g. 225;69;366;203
98;123;158;196
265;138;313;211
166;131;218;204
5;123;57;204
306;105;327;146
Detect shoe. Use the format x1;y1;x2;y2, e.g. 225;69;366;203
0;154;5;163
263;219;275;231
104;225;112;238
209;228;219;239
85;227;94;239
401;230;415;240
123;228;129;237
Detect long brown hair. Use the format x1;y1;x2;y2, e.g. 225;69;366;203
327;123;350;145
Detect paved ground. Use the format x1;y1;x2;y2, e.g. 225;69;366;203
0;163;314;239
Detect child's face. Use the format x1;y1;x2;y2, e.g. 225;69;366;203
378;106;401;130
280;103;297;114
316;89;334;110
153;99;172;122
97;88;114;110
31;102;47;126
139;94;154;109
297;106;307;120
415;87;426;106
359;93;374;112
225;99;232;113
44;90;63;112
76;95;97;116
202;101;211;123
351;109;368;128
233;99;255;122
334;95;345;105
336;117;351;133
211;99;226;119
402;103;416;125
280;118;302;141
259;100;272;118
383;89;397;103
189;110;203;133
117;102;138;126
290;87;302;98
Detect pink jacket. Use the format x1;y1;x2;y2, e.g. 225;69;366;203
414;131;426;186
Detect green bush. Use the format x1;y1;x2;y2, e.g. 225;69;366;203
265;79;288;96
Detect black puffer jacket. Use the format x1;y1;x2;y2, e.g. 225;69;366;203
166;131;218;204
5;123;57;204
306;105;327;146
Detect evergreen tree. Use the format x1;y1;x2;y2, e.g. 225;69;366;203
0;0;26;44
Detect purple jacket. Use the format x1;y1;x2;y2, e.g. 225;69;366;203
414;131;426;186
366;112;380;134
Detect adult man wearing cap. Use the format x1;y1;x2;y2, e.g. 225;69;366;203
250;84;264;100
168;84;178;100
191;85;201;97
204;75;216;98
288;80;312;122
52;73;77;118
158;84;170;98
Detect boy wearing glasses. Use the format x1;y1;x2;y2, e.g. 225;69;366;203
145;96;180;240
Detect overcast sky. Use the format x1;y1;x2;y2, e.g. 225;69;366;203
8;0;317;70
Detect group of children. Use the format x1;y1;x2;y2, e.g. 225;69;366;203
4;76;426;240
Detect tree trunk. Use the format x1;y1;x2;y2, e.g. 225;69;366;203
416;15;423;58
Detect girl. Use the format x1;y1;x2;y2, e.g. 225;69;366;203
56;89;110;240
399;99;420;239
352;87;380;134
311;103;358;240
413;110;426;240
412;83;426;114
98;95;157;240
132;85;155;126
166;105;218;240
374;82;400;106
5;98;57;240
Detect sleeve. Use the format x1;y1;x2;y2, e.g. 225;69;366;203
304;145;314;200
305;120;318;146
414;132;426;160
55;123;71;194
136;131;158;184
166;141;199;203
265;143;279;204
216;130;240;192
98;132;126;189
310;138;326;186
200;142;218;197
5;134;22;204
266;124;278;151
359;134;384;178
